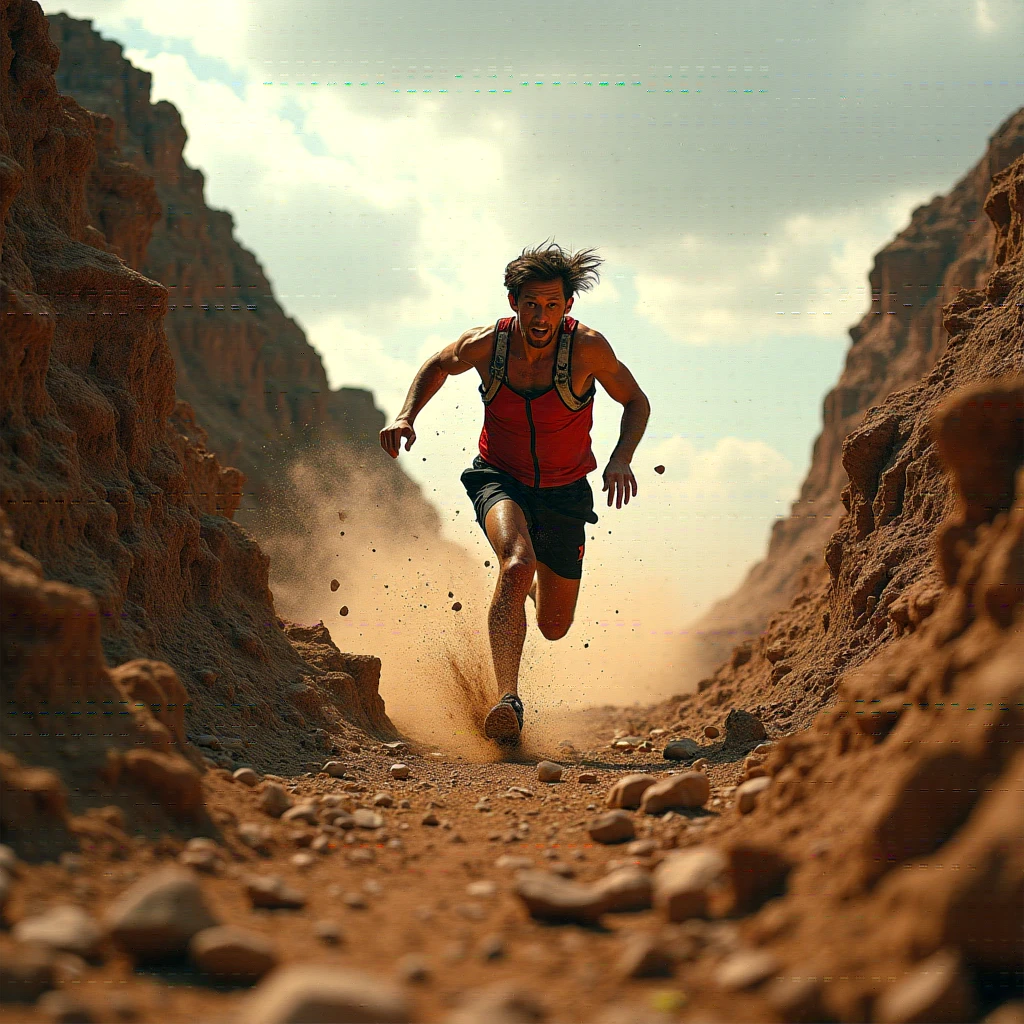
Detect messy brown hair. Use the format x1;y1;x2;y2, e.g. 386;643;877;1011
504;241;603;302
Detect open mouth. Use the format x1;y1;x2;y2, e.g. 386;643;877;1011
530;326;550;337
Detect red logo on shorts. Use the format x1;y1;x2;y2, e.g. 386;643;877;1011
578;544;585;561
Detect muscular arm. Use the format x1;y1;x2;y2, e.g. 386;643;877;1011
586;332;651;506
380;329;488;458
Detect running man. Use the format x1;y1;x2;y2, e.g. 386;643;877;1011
380;243;651;744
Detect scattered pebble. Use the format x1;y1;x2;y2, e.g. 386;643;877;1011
653;848;727;921
390;763;411;780
537;761;563;783
372;792;393;807
715;949;781;991
641;772;711;814
617;933;674;979
421;812;439;827
281;803;318;825
353;809;384;829
13;905;102;958
593;866;654;913
587;810;636;844
189;925;278;983
663;737;700;761
578;771;599;784
243;875;306;910
396;953;431;983
736;777;772;814
467;880;497;899
724;709;768;745
515;870;607;924
290;852;316;871
236;964;412;1024
258;783;292;818
875;949;976;1024
233;767;259;787
606;773;657;810
313;920;343;945
322;761;347;778
703;725;720;739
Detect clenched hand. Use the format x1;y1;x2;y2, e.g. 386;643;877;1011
602;457;637;509
380;419;416;458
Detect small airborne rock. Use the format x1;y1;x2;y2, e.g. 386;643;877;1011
663;737;700;761
189;925;278;983
587;810;635;844
736;777;772;814
339;606;349;616
654;465;666;474
653;848;727;921
537;761;563;783
104;868;218;961
606;773;657;810
641;772;711;814
258;783;292;818
451;602;462;611
233;767;259;787
13;905;102;958
237;964;412;1024
514;870;607;925
330;579;340;591
390;763;411;780
244;875;306;910
703;726;720;740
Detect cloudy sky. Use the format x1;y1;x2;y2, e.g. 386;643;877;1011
47;0;1023;633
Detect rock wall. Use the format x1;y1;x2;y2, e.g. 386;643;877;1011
45;11;437;539
688;108;1024;678
0;0;394;848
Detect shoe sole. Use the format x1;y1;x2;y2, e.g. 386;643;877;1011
484;703;521;744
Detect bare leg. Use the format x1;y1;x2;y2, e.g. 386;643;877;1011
483;500;536;699
534;562;582;641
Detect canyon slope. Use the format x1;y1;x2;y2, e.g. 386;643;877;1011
687;108;1024;678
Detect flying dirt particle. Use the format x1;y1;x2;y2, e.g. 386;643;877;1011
584;643;589;648
452;602;462;612
340;531;345;536
340;607;349;616
338;511;347;522
484;561;491;567
655;465;665;474
449;592;454;598
372;549;376;553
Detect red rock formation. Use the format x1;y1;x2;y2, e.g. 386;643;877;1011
46;12;438;539
0;0;395;827
688;109;1024;678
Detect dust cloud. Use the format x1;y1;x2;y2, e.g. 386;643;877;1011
262;445;703;758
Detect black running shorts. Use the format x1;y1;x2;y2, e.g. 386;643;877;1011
460;455;599;580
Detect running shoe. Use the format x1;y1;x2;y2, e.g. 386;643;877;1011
484;692;524;744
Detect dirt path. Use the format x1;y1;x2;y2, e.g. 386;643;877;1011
0;707;777;1024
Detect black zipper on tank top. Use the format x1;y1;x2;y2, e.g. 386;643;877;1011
524;398;541;487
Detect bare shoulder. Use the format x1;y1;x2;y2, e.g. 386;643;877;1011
440;324;495;374
571;323;619;372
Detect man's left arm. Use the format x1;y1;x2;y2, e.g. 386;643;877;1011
589;334;651;509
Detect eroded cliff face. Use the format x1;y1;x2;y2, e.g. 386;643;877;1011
688;109;1024;677
45;12;436;538
0;0;394;848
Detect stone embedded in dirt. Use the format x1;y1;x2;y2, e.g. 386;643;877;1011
189;925;277;983
479;934;506;961
627;838;659;858
232;767;260;788
383;741;409;753
104;868;218;961
243;875;307;910
641;772;711;814
237;822;273;852
495;855;534;872
397;952;431;983
421;812;439;826
322;761;346;778
663;737;700;761
612;736;642;750
372;792;393;808
290;853;316;871
692;758;709;772
281;803;318;825
735;777;772;814
237;964;412;1024
578;772;599;784
0;942;56;1002
313;920;342;945
874;949;976;1023
536;761;563;783
587;810;636;844
258;783;292;818
617;932;674;979
507;786;534;798
447;982;545;1024
12;905;102;958
593;866;654;913
390;763;411;780
703;725;720;740
715;949;781;991
606;773;657;809
330;579;340;591
467;880;497;898
724;709;768;747
653;848;727;922
343;891;367;909
514;870;607;925
352;809;384;829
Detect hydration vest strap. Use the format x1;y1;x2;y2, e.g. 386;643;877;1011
480;317;512;404
554;317;591;412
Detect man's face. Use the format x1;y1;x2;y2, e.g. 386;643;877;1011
509;279;574;349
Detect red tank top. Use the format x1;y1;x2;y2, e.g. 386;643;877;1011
478;316;598;488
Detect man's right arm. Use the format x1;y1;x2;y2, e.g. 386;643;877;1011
379;329;487;458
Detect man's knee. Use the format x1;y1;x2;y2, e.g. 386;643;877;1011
499;551;536;591
538;615;572;641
